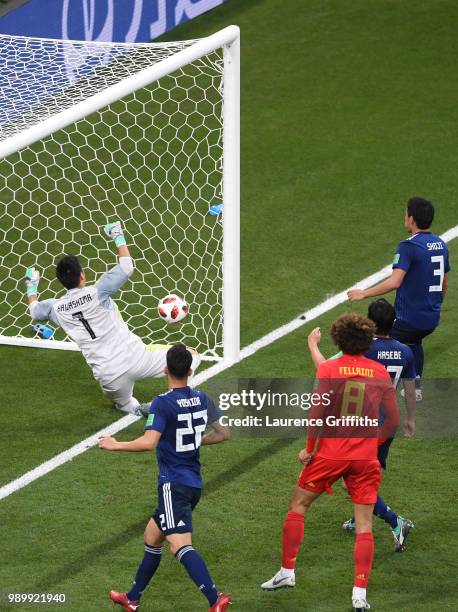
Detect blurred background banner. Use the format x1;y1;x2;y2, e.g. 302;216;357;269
0;0;225;41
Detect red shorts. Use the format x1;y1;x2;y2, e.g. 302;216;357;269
297;455;381;504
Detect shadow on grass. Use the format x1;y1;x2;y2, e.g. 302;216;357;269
27;438;295;595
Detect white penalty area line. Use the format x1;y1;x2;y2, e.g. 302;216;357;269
1;224;457;502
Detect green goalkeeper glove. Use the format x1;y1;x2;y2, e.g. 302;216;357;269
104;220;126;247
25;267;40;296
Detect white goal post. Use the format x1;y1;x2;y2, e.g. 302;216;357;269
0;26;240;364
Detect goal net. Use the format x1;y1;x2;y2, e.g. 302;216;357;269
0;27;240;363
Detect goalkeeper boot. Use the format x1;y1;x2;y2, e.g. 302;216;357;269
342;517;356;533
135;403;152;418
261;569;295;590
209;592;232;611
392;516;415;552
352;597;371;611
108;591;140;611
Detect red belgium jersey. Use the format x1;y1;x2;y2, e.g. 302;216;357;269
306;353;400;461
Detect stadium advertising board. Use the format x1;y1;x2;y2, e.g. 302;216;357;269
0;0;224;41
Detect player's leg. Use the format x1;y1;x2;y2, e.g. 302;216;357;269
109;519;165;610
343;438;414;546
261;484;321;590
124;344;201;417
391;320;435;398
126;520;165;601
138;344;201;379
352;503;375;611
164;484;230;610
168;532;219;607
373;439;414;551
99;375;142;415
345;460;381;612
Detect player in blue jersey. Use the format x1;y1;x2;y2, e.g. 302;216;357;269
348;197;450;400
307;300;416;550
99;343;231;612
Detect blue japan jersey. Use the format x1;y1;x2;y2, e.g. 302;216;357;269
393;232;450;330
145;387;221;489
365;337;416;387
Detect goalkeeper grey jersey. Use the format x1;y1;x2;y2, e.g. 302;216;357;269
29;261;145;383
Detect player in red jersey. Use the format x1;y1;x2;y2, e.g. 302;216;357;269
261;314;400;612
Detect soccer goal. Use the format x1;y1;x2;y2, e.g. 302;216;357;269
0;26;240;364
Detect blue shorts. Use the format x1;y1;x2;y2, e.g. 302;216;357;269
391;319;435;346
152;482;201;535
378;437;394;470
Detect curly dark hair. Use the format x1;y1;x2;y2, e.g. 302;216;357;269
330;313;375;355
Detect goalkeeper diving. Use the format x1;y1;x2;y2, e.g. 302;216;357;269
25;221;201;416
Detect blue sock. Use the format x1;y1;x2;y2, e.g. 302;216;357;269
411;343;424;379
374;495;398;529
176;545;218;606
127;545;162;601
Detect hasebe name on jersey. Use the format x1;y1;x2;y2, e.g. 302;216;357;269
377;350;401;360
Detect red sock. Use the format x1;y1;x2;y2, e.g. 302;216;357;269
282;511;305;569
354;532;374;588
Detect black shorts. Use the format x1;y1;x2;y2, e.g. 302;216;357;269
391;319;435;346
377;437;394;470
152;482;201;535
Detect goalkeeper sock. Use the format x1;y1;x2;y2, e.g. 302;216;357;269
127;545;162;601
175;546;218;606
374;496;398;529
282;511;305;569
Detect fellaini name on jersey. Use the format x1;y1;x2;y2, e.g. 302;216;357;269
56;293;93;312
338;366;375;377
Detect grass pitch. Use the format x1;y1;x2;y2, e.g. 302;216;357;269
1;1;458;611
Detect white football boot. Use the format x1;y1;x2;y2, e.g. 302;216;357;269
261;569;295;590
352;597;371;611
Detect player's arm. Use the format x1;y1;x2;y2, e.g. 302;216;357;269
300;367;329;464
99;397;167;452
402;378;416;437
442;272;449;300
202;420;230;445
348;268;406;302
400;345;416;437
25;267;59;324
348;241;412;302
379;379;401;440
307;327;327;369
99;429;161;452
96;221;134;299
202;396;230;445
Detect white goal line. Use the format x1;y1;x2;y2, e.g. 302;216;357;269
1;223;457;502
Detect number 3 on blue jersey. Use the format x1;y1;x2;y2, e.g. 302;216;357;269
430;255;444;292
176;410;208;452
